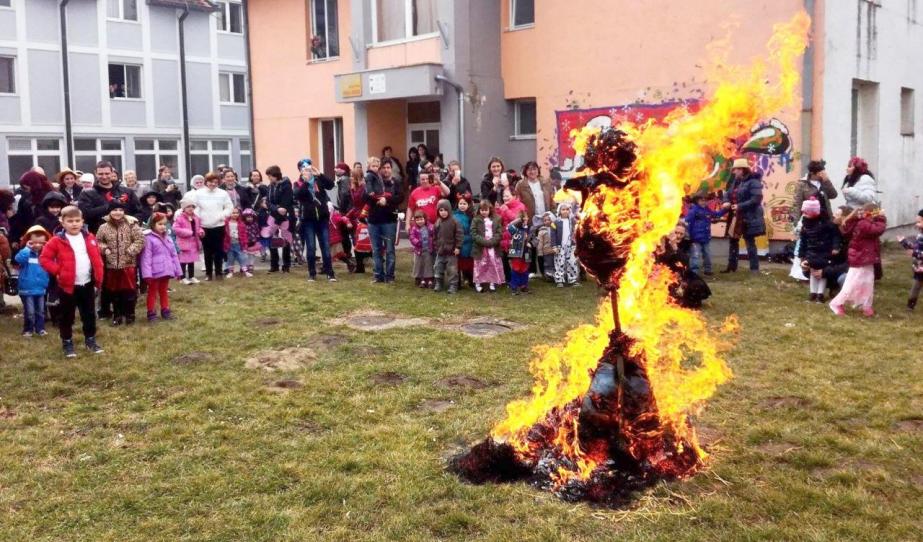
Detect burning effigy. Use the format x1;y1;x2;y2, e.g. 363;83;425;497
451;13;811;506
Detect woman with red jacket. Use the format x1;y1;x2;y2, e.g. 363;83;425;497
829;203;887;317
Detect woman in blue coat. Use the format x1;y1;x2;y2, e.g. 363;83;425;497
721;158;766;274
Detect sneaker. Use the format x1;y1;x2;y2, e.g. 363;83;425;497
181;278;192;285
204;275;213;282
372;278;385;284
489;283;497;292
190;277;201;284
244;271;254;278
85;337;104;354
63;339;76;358
511;288;520;296
37;330;48;337
808;293;817;303
161;309;175;321
226;272;234;279
908;298;918;311
328;276;337;282
111;316;122;327
22;331;33;338
528;273;539;279
475;284;483;293
147;311;158;322
862;307;875;318
830;304;845;316
308;276;316;282
556;283;565;288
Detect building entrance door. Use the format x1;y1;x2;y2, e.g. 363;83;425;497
407;123;440;159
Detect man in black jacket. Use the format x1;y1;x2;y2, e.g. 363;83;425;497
362;159;402;283
294;159;336;281
77;161;141;233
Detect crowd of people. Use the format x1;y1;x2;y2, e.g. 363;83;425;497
0;143;919;359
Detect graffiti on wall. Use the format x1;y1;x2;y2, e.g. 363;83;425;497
553;102;798;238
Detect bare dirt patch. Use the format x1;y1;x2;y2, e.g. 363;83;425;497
256;317;282;326
759;395;813;409
894;419;923;432
420;399;456;413
266;379;304;393
754;441;801;456
371;372;406;386
0;406;15;419
307;334;350;350
696;425;722;447
337;310;430;331
436;375;490;390
454;318;524;338
244;347;316;372
171;351;213;366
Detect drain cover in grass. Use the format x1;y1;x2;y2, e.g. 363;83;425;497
455;318;523;338
340;311;430;331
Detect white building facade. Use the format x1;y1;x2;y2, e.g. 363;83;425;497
0;0;252;188
820;0;923;226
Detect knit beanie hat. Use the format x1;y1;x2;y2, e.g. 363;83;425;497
801;197;821;218
179;193;197;209
108;199;127;212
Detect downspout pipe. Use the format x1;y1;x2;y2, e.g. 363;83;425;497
435;74;464;169
178;7;191;187
59;0;73;167
801;0;815;174
242;0;256;167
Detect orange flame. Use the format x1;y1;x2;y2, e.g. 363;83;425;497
490;12;810;484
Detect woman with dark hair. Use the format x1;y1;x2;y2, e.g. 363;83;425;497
514;161;554;226
56;169;82;204
11;170;54;246
405;147;421;190
416;143;431;163
841;156;879;208
479;157;507;206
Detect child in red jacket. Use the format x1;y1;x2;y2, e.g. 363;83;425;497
829;203;887;317
39;205;105;358
327;202;355;272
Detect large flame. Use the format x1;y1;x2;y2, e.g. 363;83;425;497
490;12;810;484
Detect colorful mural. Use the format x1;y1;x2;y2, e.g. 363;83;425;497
553;102;799;240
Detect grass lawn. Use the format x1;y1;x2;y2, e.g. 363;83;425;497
1;247;921;541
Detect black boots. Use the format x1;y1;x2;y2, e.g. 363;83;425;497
908;298;918;311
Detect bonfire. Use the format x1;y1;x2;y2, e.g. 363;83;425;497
451;12;811;505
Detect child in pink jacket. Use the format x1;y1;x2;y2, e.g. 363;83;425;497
173;195;204;284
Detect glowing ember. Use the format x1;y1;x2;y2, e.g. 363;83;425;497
452;12;809;505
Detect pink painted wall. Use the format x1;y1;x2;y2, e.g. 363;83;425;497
248;0;356;176
367;37;442;70
501;0;809;239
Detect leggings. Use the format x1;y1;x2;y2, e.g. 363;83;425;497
146;277;171;312
911;279;923;301
202;227;225;278
182;263;195;279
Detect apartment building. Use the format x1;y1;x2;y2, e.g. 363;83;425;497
247;0;922;236
0;0;253;188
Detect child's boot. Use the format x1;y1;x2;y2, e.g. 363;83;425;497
85;337;104;354
147;310;158;322
908;298;917;311
63;339;77;358
161;309;174;321
447;282;458;294
433;279;443;292
346;258;357;273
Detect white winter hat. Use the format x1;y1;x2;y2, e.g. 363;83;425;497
79;173;95;186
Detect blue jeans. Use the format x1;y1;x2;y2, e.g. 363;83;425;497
368;221;397;281
728;236;760;271
690;241;712;274
301;220;333;278
20;294;46;333
226;242;248;271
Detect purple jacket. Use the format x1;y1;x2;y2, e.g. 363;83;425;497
140;231;182;280
408;223;435;256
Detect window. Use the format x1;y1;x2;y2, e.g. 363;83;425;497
311;0;339;59
107;0;138;21
74;138;124;175
511;0;534;28
239;139;252;173
219;72;246;104
514;99;537;137
190;140;231;177
0;56;13;94
217;1;243;34
372;0;437;44
134;139;179;182
6;138;62;182
108;63;142;99
318;119;344;179
901;87;915;136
